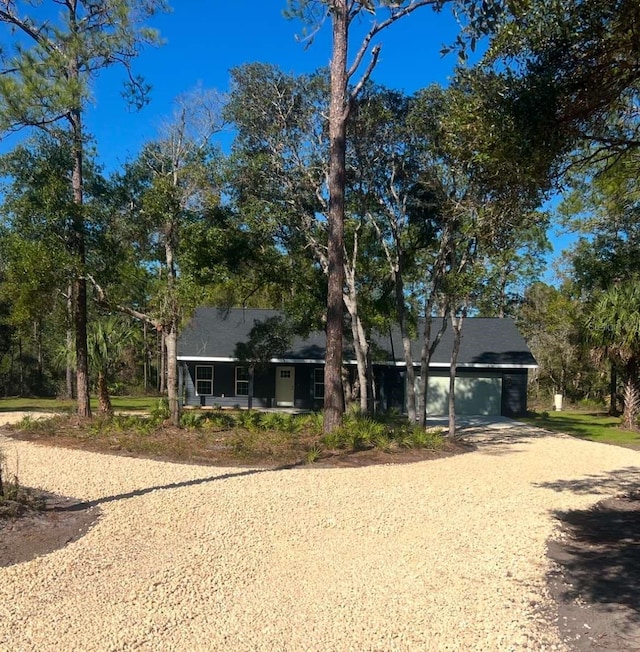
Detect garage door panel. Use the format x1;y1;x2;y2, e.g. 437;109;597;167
423;374;502;416
455;376;502;416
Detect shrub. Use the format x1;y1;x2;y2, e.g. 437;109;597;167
305;444;323;464
0;449;45;518
297;411;324;436
203;411;236;429
180;411;204;429
258;412;287;432
398;425;445;450
234;410;262;432
321;429;342;450
149;398;170;423
277;413;303;434
372;432;394;452
14;414;59;435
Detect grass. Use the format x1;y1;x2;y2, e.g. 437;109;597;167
522;410;640;448
0;396;160;413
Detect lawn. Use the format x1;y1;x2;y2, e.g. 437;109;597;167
0;396;159;413
523;410;640;449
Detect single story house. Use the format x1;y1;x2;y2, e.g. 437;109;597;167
177;307;537;417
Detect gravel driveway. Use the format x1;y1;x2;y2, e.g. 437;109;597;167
0;420;638;651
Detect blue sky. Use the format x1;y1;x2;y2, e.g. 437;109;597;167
2;1;569;280
84;1;466;171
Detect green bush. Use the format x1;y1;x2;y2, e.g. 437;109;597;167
203;411;236;429
304;444;323;464
321;429;342;450
149;398;170;423
297;411;324;435
234;410;262;431
371;432;393;452
397;425;445;450
258;412;287;432
15;414;58;435
180;411;204;429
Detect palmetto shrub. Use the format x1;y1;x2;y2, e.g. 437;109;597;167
234;410;262;432
297;411;324;436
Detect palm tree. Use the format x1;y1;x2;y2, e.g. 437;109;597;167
584;280;640;430
87;316;135;416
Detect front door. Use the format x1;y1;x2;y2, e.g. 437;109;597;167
275;366;295;407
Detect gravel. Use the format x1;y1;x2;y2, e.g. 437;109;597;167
0;421;638;651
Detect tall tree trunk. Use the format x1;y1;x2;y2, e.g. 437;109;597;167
97;370;113;416
622;360;640;431
343;294;369;414
393;264;417;422
65;291;74;399
324;1;349;434
70;105;91;418
609;361;618;416
448;310;465;438
164;205;181;426
418;231;450;427
143;321;149;391
159;330;166;393
18;337;23;396
34;320;43;391
418;313;448;427
165;325;180;426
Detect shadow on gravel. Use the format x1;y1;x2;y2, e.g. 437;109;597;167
469;436;538;456
547;493;640;651
534;467;640;496
463;426;556;457
51;462;304;513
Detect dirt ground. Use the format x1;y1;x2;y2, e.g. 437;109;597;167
546;492;640;651
1;413;639;650
0;491;99;568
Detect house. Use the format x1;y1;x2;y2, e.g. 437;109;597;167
177;307;537;417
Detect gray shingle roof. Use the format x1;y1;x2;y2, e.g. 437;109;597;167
178;307;537;368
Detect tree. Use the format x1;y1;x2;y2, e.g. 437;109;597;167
0;0;168;416
474;222;550;318
516;282;592;404
556;153;640;414
584;280;640;430
561;155;640;292
225;64;384;415
285;0;460;432
95;88;226;426
483;0;640;176
87;315;136;415
0;135;110;398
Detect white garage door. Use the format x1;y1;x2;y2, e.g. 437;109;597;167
424;373;502;416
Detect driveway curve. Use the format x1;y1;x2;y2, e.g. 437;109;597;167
1;422;638;651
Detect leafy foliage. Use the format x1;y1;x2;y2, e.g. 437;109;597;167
234;316;294;370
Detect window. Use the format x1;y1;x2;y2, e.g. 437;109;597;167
314;368;325;399
236;366;249;396
195;365;213;396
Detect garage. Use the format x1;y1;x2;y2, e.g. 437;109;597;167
420;372;503;416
